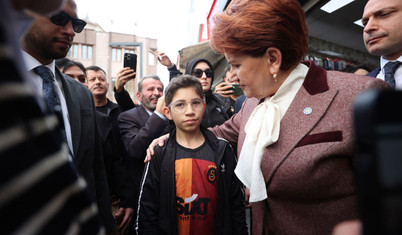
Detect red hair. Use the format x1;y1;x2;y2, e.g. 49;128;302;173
210;0;308;70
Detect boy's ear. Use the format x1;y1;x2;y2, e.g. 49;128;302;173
163;107;173;120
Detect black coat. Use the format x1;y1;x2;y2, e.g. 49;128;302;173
114;88;137;112
203;90;232;128
96;100;135;208
57;70;114;231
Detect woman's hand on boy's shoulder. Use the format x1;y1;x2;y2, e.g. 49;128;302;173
144;134;170;163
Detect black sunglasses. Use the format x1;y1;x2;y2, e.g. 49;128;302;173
192;69;213;78
50;11;87;33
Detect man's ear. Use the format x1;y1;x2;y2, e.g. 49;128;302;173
136;92;141;102
163;107;173;120
264;47;282;76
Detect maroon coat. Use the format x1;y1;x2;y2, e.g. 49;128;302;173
211;62;389;235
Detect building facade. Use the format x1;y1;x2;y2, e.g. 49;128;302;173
68;22;158;102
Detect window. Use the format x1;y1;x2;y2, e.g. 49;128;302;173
82;45;87;59
112;48;122;62
82;45;93;59
117;49;122;62
112;48;116;61
72;44;79;58
88;46;93;59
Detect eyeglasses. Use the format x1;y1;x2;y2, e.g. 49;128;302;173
50;11;87;33
168;98;204;113
192;69;213;79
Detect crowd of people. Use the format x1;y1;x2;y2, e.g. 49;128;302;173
1;0;401;234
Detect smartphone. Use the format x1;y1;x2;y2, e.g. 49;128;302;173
124;53;137;79
232;84;244;96
354;89;402;235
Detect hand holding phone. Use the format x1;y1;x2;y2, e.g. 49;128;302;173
231;84;244;96
215;82;232;97
124;53;137;79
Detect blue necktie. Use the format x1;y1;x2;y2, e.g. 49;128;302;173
34;66;67;143
34;65;61;112
384;61;401;89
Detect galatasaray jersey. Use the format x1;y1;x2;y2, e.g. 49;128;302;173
175;141;218;235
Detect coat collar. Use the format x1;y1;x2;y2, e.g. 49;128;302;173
102;99;120;116
138;104;151;119
260;61;338;184
367;67;380;78
167;126;227;163
256;61;329;105
301;61;329;95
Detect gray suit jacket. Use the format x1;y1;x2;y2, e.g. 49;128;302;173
57;68;114;231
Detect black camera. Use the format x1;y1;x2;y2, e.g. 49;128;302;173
354;88;402;235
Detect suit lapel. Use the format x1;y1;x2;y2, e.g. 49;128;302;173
57;69;81;157
367;67;380;78
260;62;339;184
138;105;151;125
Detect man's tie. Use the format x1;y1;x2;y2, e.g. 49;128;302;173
33;65;61;112
384;61;402;89
34;65;67;143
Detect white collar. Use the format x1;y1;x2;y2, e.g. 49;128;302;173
22;50;56;77
380;55;402;72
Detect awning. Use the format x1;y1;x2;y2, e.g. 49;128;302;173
178;41;227;89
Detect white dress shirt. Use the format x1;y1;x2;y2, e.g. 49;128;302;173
22;51;74;155
377;56;402;90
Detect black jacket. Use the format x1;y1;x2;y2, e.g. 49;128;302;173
203;90;232;127
96;100;135;208
114;87;138;111
136;127;248;235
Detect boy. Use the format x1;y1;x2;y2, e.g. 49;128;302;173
136;75;247;234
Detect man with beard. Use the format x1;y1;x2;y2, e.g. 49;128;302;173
118;75;168;220
21;0;115;232
86;65;135;234
1;0;104;233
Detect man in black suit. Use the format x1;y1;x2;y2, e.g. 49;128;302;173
22;0;115;232
0;0;103;234
118;75;168;218
86;65;135;234
363;0;402;89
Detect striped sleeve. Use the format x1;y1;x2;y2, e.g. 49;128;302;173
0;38;104;235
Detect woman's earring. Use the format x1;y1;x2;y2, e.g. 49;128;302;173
273;73;278;82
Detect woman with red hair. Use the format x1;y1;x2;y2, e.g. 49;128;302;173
208;0;389;234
